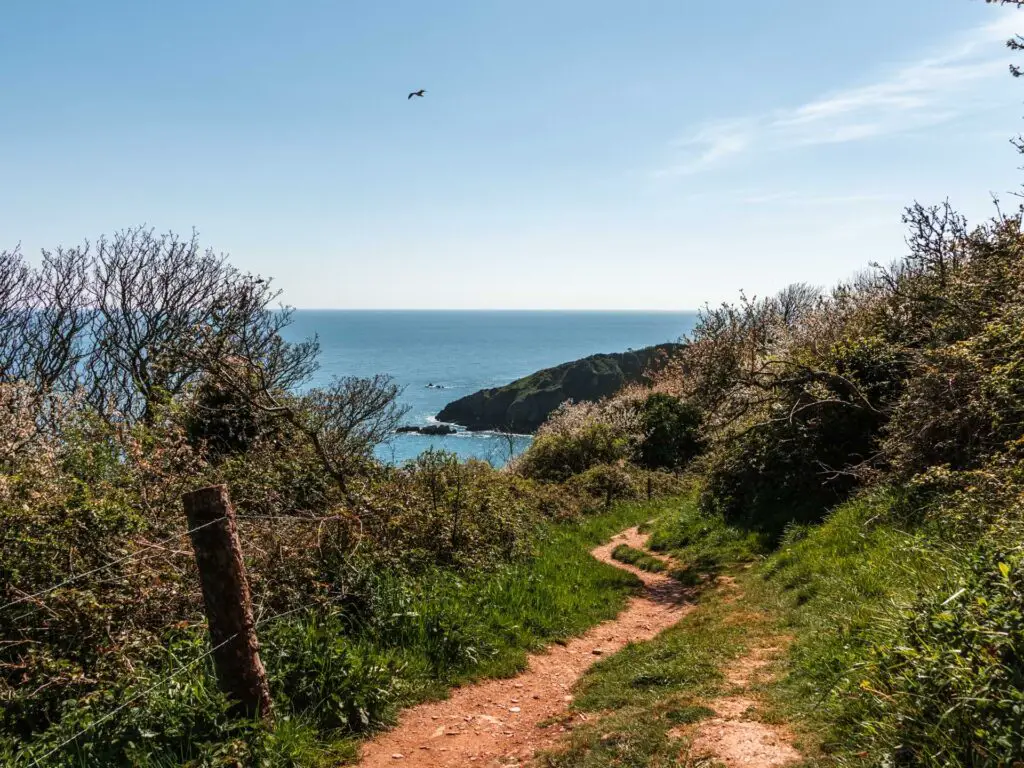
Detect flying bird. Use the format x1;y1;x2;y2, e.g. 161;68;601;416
408;89;426;99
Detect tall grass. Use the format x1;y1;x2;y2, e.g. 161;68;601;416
753;491;1024;767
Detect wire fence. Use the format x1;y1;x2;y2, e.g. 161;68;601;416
0;516;228;613
23;594;336;765
7;495;366;765
27;632;240;767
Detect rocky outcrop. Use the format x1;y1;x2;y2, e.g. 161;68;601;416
436;342;684;433
396;424;458;435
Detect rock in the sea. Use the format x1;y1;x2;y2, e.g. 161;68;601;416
395;424;457;436
420;423;456;435
436;342;684;433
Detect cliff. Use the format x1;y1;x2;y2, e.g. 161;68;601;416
436;342;684;433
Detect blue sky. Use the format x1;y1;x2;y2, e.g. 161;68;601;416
1;1;1022;309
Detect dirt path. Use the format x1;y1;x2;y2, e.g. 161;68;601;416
357;527;691;767
685;590;801;767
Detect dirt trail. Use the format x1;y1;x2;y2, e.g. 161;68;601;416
357;527;691;767
686;595;800;767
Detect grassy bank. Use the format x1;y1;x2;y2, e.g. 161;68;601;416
6;500;657;768
752;492;1023;767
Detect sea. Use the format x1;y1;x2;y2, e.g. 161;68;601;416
282;311;697;466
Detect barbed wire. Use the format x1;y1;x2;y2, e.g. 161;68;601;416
0;515;227;612
28;632;239;767
235;514;351;523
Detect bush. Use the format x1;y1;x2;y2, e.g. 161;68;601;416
516;422;632;482
635;393;704;471
848;550;1024;767
572;463;636;508
183;372;283;460
699;418;855;537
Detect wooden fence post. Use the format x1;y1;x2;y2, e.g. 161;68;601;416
183;484;273;721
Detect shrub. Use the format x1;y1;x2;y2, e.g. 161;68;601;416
635;393;704;471
516;422;632;482
848;549;1024;767
699;418;856;537
183;372;282;460
572;463;636;508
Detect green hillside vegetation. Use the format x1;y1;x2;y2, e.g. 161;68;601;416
436;343;684;433
5;5;1024;766
6;158;1024;768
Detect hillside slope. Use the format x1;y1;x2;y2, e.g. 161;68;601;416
437;342;684;433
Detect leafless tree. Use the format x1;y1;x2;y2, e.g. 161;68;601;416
29;245;92;394
1;245;91;399
0;225;406;499
772;282;823;327
0;247;34;381
83;226;317;423
295;376;408;492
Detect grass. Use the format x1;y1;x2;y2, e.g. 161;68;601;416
644;495;768;585
611;543;667;573
536;582;765;767
11;499;664;768
572;488;1024;768
536;493;776;768
28;490;1007;767
746;491;981;765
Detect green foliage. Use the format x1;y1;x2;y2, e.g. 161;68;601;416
850;550;1024;767
183;372;284;460
1;633;244;767
698;334;901;537
751;491;1024;767
571;463;636;508
646;493;766;578
2;496;655;766
517;423;632;482
635;393;704;471
263;616;403;734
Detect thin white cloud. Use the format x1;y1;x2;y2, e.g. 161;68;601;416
658;12;1020;176
654;120;753;176
740;191;902;206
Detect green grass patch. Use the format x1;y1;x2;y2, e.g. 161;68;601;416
562;488;1024;768
611;544;667;573
748;490;1024;767
537;586;766;767
572;589;751;712
645;492;768;575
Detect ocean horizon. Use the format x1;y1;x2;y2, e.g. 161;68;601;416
281;310;697;465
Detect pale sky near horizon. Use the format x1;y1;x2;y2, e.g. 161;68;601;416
2;2;1023;310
